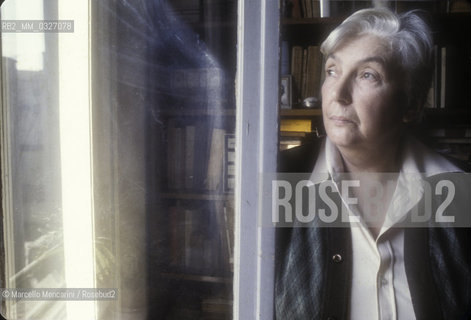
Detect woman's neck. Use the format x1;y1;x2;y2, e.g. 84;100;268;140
338;140;402;174
337;140;403;239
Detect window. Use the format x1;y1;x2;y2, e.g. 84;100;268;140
1;0;279;319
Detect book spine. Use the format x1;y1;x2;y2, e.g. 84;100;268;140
206;128;226;191
167;120;177;189
185;125;196;189
280;119;312;132
312;0;320;17
300;0;307;18
301;48;308;100
292;0;302;18
305;46;322;100
305;0;313;18
281;41;290;76
174;126;185;189
224;134;236;193
291;46;303;104
440;46;446;109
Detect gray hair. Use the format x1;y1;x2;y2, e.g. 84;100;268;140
320;8;433;119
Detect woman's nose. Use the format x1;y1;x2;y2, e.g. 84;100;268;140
333;76;352;105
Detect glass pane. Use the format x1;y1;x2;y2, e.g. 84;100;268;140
1;0;238;319
1;1;69;318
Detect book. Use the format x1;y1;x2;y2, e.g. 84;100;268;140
168;204;216;273
312;0;320;17
185;125;196;189
300;0;307;18
167;120;186;189
450;0;471;12
281;41;290;76
280;119;312;132
292;0;302;18
223;134;236;193
214;200;235;272
425;85;435;109
184;208;194;268
301;48;308;100
305;46;322;100
289;45;323;104
169;205;185;267
174;127;185;189
206;128;226;191
193;120;210;190
440;46;447;108
224;201;235;271
425;44;439;109
168;120;215;191
305;0;313;18
291;46;304;104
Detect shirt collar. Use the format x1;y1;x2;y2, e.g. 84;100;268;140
400;136;463;177
385;137;462;228
310;136;462;184
309;136;463;230
309;138;336;185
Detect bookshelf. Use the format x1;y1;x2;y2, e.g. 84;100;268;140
145;0;237;319
148;110;236;318
279;1;471;164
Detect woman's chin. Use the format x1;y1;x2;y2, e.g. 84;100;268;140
326;130;359;149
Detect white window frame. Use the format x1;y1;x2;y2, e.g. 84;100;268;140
234;0;279;319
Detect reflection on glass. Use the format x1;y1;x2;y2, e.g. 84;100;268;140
1;0;66;319
1;0;237;319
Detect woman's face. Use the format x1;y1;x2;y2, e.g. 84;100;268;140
322;34;402;151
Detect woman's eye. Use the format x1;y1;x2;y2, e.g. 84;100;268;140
326;69;335;76
360;71;379;81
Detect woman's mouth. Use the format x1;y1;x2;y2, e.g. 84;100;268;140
329;115;355;125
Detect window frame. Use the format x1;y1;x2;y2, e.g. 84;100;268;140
0;0;281;318
234;0;279;318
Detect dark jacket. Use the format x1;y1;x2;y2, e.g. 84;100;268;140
275;139;471;320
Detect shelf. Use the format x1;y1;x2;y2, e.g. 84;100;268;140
161;192;234;201
280;108;322;117
160;108;236;117
161;272;232;284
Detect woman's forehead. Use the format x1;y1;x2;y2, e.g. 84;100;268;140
327;34;393;64
335;34;390;53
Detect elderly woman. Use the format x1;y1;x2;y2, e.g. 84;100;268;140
276;7;471;320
